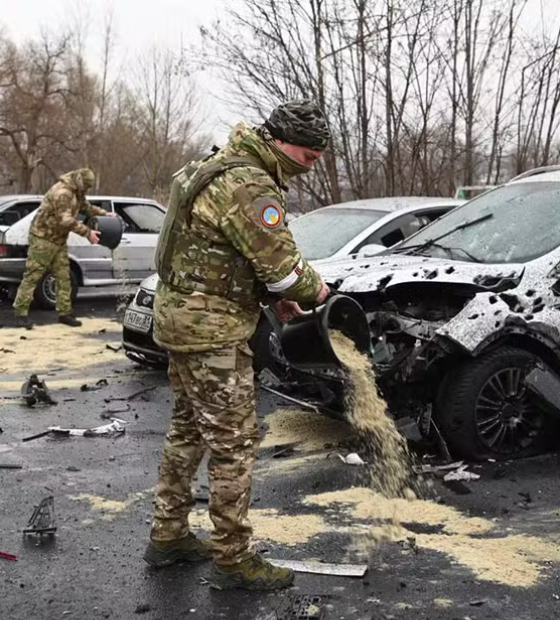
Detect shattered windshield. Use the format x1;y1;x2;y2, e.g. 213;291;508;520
396;181;560;264
289;208;387;260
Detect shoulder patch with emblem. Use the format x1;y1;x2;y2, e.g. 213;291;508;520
252;197;284;230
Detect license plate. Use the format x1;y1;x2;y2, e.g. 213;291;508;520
124;309;152;334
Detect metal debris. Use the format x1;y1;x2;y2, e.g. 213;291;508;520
260;385;320;413
271;595;329;620
23;496;57;537
443;465;480;482
269;559;368;577
0;463;23;470
21;375;57;407
337;452;365;466
48;418;127;438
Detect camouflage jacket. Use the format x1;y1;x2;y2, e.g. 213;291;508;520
31;171;106;246
154;122;323;353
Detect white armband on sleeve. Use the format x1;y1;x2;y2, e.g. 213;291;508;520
266;259;304;293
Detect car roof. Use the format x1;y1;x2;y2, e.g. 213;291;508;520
308;196;464;214
0;194;159;203
508;168;560;185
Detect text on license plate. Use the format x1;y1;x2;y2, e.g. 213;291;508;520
124;309;152;333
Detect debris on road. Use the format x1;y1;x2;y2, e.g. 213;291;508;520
337;452;365;466
443;465;480;482
0;550;17;561
0;463;23;470
134;604;151;614
21;375;57;407
413;461;465;475
100;403;131;419
269;559;368;577
81;379;109;392
23;496;57;537
126;386;156;401
49;418;127;438
23;419;127;442
106;344;122;352
22;430;52;443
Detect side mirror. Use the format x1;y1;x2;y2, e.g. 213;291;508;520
357;243;385;258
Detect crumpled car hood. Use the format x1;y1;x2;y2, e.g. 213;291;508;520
316;253;525;293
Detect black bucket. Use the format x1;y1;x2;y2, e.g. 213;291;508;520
87;215;123;250
279;294;371;371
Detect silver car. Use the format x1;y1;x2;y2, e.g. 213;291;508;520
0;194;166;309
122;196;464;367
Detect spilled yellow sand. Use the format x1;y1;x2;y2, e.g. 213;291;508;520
305;486;560;587
190;508;329;547
0;317;123;378
69;489;152;521
260;407;350;451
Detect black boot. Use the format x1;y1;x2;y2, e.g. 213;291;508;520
58;314;82;327
15;315;33;330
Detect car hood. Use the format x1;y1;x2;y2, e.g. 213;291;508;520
316;253;525;293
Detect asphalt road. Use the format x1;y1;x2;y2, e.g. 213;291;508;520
1;297;560;620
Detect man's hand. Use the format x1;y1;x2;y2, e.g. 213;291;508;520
105;211;117;217
274;299;304;322
316;280;331;304
88;229;101;245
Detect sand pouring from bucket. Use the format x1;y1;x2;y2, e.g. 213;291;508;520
87;215;123;250
279;294;371;371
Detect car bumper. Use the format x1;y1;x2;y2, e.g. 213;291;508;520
122;301;167;361
0;258;26;282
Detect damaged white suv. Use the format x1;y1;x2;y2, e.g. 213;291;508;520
272;166;560;460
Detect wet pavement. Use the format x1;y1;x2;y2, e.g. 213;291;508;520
1;297;560;620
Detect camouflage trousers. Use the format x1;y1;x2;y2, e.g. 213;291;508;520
150;344;261;566
13;234;72;315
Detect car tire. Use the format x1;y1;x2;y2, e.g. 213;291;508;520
34;268;79;311
436;347;553;461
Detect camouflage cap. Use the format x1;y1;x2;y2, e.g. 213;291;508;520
264;99;330;150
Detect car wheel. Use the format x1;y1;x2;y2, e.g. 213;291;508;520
34;269;78;311
436;347;552;461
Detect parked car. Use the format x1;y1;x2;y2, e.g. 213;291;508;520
269;165;560;461
0;194;166;309
122;196;464;367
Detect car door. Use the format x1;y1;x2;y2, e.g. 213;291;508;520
66;199;113;282
111;201;166;280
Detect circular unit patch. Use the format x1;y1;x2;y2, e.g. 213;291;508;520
261;205;281;228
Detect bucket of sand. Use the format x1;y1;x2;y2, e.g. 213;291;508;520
279;294;371;371
87;215;123;250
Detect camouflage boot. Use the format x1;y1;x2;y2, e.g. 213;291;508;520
211;554;295;591
143;533;212;567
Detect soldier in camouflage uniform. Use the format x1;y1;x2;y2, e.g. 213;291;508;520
13;168;112;329
144;100;332;590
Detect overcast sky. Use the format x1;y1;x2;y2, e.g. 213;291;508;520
1;0;241;142
2;0;559;144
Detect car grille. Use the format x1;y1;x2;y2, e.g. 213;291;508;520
136;288;154;309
